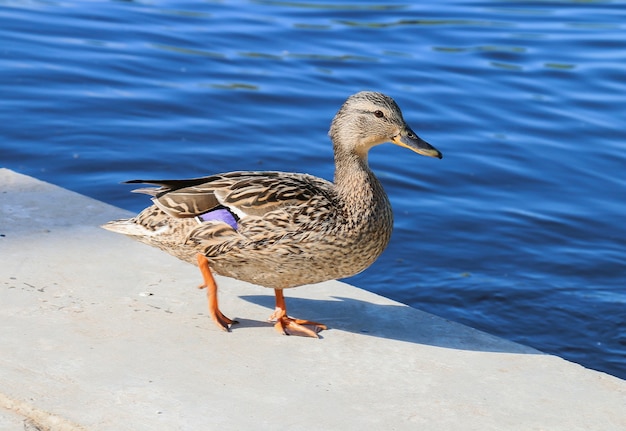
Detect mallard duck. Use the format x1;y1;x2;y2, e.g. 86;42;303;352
103;91;442;337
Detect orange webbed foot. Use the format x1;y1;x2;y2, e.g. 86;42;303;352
271;314;327;338
211;309;239;332
269;289;327;338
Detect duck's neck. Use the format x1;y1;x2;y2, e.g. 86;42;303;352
333;148;389;214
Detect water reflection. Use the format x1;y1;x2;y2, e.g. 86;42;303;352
209;83;260;91
153;44;225;58
252;0;408;11
337;19;513;28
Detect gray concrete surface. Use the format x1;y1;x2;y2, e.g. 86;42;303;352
1;167;624;431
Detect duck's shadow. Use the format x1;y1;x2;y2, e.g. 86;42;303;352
238;294;538;354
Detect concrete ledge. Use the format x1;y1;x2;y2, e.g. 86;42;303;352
1;167;625;430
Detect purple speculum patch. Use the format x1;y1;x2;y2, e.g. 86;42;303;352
196;208;238;230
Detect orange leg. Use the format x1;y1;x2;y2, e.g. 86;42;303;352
196;253;238;331
268;289;327;338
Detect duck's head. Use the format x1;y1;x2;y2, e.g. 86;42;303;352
329;91;442;160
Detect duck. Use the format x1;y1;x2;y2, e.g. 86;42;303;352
102;91;442;338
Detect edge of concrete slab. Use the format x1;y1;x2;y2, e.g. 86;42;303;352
1;167;625;431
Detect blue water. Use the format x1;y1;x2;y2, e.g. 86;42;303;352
2;1;624;379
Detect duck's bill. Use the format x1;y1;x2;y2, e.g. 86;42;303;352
391;128;443;159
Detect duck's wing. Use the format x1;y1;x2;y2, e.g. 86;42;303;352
126;171;335;219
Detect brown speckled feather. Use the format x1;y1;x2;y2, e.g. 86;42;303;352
128;171;334;219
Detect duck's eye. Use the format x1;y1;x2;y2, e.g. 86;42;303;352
374;110;385;118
